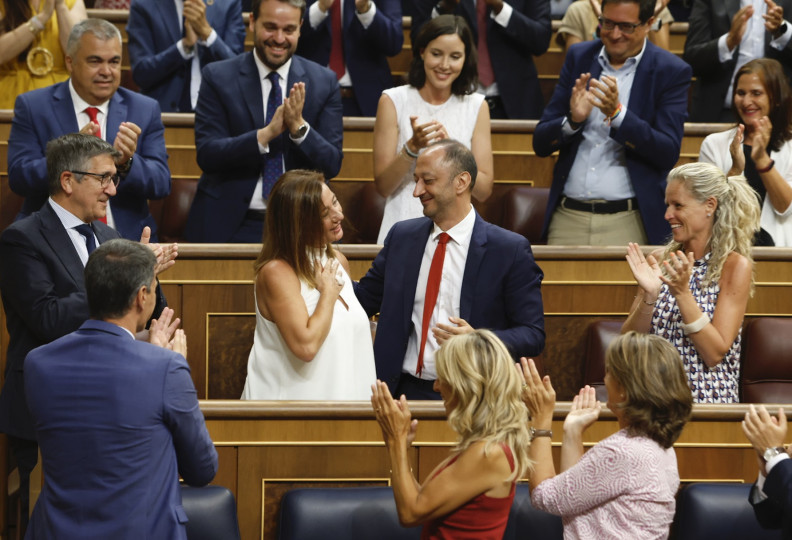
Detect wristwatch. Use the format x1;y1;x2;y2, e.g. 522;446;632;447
763;446;787;462
530;427;552;441
291;123;308;139
116;155;133;175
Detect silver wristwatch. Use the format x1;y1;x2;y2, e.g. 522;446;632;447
763;446;787;462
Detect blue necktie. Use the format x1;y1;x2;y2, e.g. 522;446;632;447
74;223;97;255
262;71;283;199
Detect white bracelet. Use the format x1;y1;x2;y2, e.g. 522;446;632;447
680;314;710;335
29;16;45;32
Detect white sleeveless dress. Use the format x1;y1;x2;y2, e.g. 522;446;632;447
240;253;376;400
376;85;485;244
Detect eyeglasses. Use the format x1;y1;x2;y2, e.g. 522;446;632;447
70;170;121;188
598;17;645;34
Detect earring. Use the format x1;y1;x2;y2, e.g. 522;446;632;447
707;213;712;217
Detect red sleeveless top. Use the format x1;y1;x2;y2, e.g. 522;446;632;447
420;444;516;540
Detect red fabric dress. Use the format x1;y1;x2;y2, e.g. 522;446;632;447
421;444;516;540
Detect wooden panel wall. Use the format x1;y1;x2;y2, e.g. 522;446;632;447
202;402;777;540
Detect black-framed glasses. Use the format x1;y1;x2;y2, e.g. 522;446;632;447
70;170;121;188
598;17;644;34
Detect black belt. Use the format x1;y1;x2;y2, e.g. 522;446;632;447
561;196;637;214
340;87;355;99
244;209;266;221
400;373;436;390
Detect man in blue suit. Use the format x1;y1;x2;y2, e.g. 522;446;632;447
8;18;171;241
25;239;217;540
410;0;551;119
296;0;403;116
743;404;792;537
186;0;343;242
0;133;174;535
533;0;690;246
127;0;246;113
354;140;545;399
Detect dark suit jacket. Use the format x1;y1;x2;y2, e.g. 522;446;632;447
684;0;792;122
409;0;551;119
533;39;691;245
8;83;171;240
127;0;246;112
297;0;403;116
353;213;545;391
24;320;218;540
750;458;792;537
0;203;166;441
186;52;343;242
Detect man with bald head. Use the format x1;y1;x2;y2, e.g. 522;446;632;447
354;139;545;399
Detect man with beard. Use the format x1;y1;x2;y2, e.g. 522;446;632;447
185;0;343;242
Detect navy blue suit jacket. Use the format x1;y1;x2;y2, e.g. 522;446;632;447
354;213;545;391
7;82;171;240
24;320;218;540
297;0;403;116
684;0;792;122
409;0;551;119
186;52;343;242
751;458;792;537
127;0;246;112
533;39;691;245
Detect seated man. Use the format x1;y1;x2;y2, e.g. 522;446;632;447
25;239;217;539
8;18;171;241
354;139;545;399
127;0;246;112
743;404;792;537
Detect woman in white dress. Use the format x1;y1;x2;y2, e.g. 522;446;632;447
372;14;493;244
240;170;376;400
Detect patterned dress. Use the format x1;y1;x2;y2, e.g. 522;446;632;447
651;253;741;403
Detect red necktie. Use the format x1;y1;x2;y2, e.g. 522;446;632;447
416;232;450;376
85;107;108;224
329;0;345;80
85;107;102;139
477;1;494;87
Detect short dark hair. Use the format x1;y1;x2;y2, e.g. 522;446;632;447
408;15;477;96
46;133;120;196
85;239;156;320
732;58;792;152
250;0;306;20
429;139;477;190
601;0;655;23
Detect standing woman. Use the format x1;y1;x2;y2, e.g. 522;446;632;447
0;0;86;108
699;58;792;246
622;162;760;403
372;14;493;244
241;170;375;400
371;330;530;539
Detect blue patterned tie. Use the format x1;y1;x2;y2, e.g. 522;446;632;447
74;223;97;256
261;71;283;199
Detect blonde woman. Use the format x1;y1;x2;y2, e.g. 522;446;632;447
521;332;693;539
371;330;530;539
622;162;761;403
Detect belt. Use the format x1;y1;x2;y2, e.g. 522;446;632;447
244;209;266;221
561;196;637;214
400;372;436;390
339;87;355;99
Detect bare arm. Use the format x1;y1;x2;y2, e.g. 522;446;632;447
257;258;342;362
0;0;55;65
470;101;493;201
648;21;670;50
372;94;412;198
749;117;792;214
54;0;86;53
562;34;583;52
621;244;663;334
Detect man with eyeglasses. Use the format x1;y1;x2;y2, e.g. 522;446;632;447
0;133;176;535
8;18;171;241
534;0;691;246
684;0;792;122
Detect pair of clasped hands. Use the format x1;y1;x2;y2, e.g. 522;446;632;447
727;0;785;51
180;0;215;49
80;121;140;173
257;83;308;146
728;119;774;177
139;226;183;354
569;73;621;126
626;242;695;299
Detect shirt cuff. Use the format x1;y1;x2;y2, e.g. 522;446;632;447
356;1;377;28
289;124;311;144
177;40;196;59
753;471;769;503
492;2;512;27
309;2;328;28
258;141;269;154
766;452;790;474
718;33;735;62
198;29;218;47
769;20;792;50
561;115;582;136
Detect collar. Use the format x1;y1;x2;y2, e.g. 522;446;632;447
431;205;476;246
597;37;648;70
68;79;110;117
253;51;292;83
48;197;88;230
